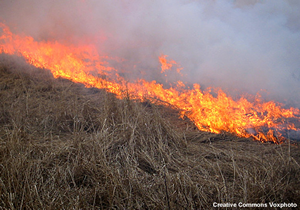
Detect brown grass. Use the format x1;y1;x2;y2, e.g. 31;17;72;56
0;54;300;209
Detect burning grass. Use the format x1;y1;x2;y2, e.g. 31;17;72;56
0;56;300;209
1;22;300;144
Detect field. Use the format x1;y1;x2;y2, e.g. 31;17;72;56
0;54;300;209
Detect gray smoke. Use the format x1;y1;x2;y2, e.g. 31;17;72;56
1;0;300;105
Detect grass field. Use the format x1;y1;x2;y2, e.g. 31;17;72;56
0;54;299;209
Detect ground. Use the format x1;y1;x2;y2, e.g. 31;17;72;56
0;54;299;209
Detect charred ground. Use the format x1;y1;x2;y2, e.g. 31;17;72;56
0;55;300;209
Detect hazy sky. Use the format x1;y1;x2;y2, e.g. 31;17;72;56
0;0;300;105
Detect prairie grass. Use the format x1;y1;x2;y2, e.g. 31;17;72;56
0;55;299;209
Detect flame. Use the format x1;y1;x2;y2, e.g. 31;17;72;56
159;54;182;74
1;23;299;143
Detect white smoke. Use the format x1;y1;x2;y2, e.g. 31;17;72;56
1;0;300;105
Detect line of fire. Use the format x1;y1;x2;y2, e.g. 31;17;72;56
1;22;299;144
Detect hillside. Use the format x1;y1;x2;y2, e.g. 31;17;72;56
0;55;300;209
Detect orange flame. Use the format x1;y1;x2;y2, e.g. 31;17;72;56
1;23;299;143
159;54;182;74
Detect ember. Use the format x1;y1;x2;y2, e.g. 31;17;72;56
1;23;299;143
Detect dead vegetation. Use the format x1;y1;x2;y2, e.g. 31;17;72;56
0;54;300;209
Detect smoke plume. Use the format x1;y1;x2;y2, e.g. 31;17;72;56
1;0;300;105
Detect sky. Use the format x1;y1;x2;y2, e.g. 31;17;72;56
0;0;300;105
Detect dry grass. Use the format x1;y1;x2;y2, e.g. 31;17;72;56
0;54;300;209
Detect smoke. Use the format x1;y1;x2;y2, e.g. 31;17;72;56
1;0;300;105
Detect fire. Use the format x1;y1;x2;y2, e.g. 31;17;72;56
1;23;299;143
159;54;183;75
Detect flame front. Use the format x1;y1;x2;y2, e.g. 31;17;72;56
1;23;299;143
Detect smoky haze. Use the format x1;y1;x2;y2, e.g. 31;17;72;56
0;0;300;105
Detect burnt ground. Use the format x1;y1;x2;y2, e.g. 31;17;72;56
0;54;300;209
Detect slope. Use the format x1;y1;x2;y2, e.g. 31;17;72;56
0;55;299;209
